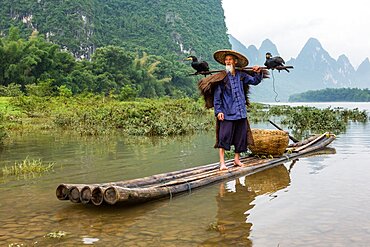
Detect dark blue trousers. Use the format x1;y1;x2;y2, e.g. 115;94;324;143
216;118;247;153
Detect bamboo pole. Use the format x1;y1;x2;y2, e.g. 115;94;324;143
189;66;294;76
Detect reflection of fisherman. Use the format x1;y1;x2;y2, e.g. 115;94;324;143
203;165;291;246
198;50;264;171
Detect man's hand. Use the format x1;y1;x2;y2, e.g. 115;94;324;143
217;112;224;121
252;65;261;73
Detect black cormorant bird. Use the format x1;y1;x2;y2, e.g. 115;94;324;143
264;52;289;72
186;56;209;74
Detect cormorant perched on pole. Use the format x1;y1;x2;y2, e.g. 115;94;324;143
186;56;209;74
264;52;290;72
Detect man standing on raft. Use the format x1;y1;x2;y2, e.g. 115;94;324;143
198;50;264;171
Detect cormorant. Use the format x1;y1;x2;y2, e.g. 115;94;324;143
186;56;209;74
264;52;290;72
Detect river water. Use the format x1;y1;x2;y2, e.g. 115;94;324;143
1;103;370;246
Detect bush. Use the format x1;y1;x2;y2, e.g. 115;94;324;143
26;79;55;96
0;112;7;144
0;83;24;97
118;84;138;101
58;85;73;98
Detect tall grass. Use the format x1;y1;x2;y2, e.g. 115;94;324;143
2;157;54;177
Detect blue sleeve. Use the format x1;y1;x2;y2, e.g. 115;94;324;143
214;84;222;116
241;71;263;85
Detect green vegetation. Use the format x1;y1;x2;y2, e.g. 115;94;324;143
289;88;370;102
45;231;67;239
2;157;54;177
5;95;214;136
0;0;229;64
258;104;368;138
0;28;199;99
0;111;7;143
0;95;368;142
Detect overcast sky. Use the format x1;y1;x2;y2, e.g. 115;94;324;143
222;0;369;68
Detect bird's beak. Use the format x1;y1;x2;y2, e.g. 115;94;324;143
184;57;192;61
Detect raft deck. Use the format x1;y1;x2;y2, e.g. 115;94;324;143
56;132;336;206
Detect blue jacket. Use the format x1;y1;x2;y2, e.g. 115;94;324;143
214;70;262;120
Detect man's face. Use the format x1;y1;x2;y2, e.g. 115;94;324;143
225;55;237;67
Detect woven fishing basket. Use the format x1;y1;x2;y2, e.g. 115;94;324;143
248;129;289;157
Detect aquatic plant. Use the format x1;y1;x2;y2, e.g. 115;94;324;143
249;104;368;138
8;243;25;247
45;231;67;239
2;157;54;177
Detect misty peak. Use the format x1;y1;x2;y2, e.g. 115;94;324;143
337;54;350;63
260;38;274;47
357;57;370;73
360;57;370;66
259;39;279;55
247;44;258;53
299;38;324;56
229;35;367;101
306;37;322;48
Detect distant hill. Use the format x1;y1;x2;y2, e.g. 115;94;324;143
229;35;370;102
0;0;230;62
289;88;370;102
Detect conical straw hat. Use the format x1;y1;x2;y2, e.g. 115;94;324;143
213;49;249;67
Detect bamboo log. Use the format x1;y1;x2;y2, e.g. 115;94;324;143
104;162;276;205
56;162;217;202
80;185;101;204
288;134;320;148
112;158;255;188
293;132;329;152
91;185;114;206
105;156;257;189
154;158;264;188
56;184;76;200
69;185;86;203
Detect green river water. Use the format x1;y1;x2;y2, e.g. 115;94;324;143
1;103;370;246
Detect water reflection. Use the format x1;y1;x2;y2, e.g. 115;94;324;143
202;164;291;246
294;147;336;175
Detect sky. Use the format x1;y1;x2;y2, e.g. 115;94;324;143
222;0;370;69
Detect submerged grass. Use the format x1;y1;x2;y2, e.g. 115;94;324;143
2;157;54;177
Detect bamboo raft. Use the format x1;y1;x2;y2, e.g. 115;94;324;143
56;132;335;206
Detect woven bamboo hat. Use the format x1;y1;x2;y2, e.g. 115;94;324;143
213;49;249;67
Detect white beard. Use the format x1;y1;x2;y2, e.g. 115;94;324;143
225;65;234;74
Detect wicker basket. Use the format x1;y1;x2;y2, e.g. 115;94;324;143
248;129;289;157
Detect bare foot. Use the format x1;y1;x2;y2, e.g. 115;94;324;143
233;161;244;167
219;163;228;171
